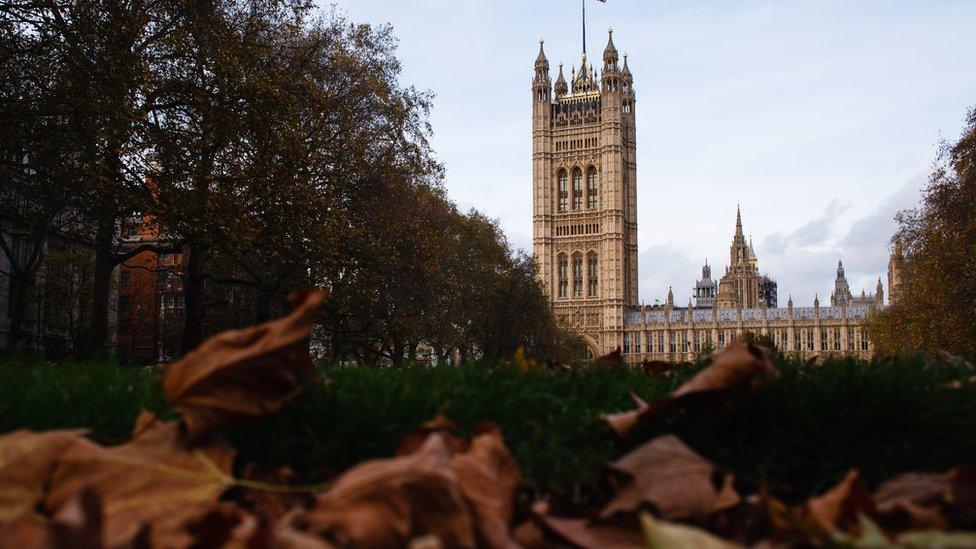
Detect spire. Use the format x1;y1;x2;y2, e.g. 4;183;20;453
837;259;845;278
554;63;568;96
535;40;548;68
622;53;631;75
603;28;618;68
735;205;743;238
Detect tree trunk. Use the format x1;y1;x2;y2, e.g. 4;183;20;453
181;243;207;352
6;275;33;349
87;216;117;357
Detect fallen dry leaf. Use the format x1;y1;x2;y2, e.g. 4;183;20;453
530;499;644;549
601;435;740;522
286;434;477;548
395;415;470;457
640;512;740;549
162;289;327;444
45;412;236;547
451;424;521;548
602;343;778;437
0;429;86;523
806;469;876;534
590;348;625;371
0;488;102;549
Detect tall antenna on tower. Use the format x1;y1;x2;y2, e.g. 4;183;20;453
582;0;587;54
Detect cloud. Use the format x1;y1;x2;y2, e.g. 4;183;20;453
638;243;702;305
756;175;924;303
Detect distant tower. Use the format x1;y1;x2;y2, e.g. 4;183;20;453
831;260;853;306
716;207;774;308
532;30;638;354
887;238;904;305
694;261;717;308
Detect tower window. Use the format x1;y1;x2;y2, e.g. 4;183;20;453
572;253;583;297
558;255;568;298
557;171;568;212
587;252;598;297
572;168;583;210
586;166;598;209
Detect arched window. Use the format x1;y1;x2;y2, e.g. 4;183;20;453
587;252;598;297
557;170;568;212
557;254;568;298
572;168;583;210
586;167;598;209
572;253;583;297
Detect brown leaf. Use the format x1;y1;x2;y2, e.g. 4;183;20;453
875;472;949;508
451;424;521;548
0;429;86;523
602;343;778;437
45;412;236;547
395;415;470;457
289;434;477;548
601;435;740;522
672;343;778;399
590;348;625;371
531;500;644;549
806;469;876;534
0;488;102;549
162;289;327;444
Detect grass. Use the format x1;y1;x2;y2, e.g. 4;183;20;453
1;354;974;503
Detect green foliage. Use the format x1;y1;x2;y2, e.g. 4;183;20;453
1;356;975;503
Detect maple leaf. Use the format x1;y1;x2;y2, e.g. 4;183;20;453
44;412;237;547
602;343;778;437
601;435;740;522
0;429;86;524
162;289;327;444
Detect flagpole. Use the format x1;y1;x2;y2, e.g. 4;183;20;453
582;0;587;54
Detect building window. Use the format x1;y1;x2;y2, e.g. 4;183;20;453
623;333;631;354
833;330;841;351
860;329;869;351
693;331;701;352
807;329;815;351
635;332;642;354
558;171;568;212
657;332;664;353
119;295;131;312
794;330;801;352
718;332;725;348
557;255;568;298
120;271;131;286
848;329;855;351
586;167;598;209
572;253;583;297
669;333;676;354
572;168;583;210
821;330;829;351
587;252;598;297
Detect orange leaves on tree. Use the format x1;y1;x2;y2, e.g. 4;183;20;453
162;289;327;444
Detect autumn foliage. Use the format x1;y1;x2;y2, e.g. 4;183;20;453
2;295;976;547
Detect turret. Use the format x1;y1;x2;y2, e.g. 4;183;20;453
603;29;619;71
554;63;568;96
876;278;884;305
533;40;551;103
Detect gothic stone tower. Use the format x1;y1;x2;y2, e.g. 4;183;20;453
532;31;638;355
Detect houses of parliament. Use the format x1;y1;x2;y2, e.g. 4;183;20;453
532;31;898;361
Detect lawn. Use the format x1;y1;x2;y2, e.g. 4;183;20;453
1;354;974;504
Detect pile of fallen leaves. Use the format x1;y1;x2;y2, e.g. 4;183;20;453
1;291;975;548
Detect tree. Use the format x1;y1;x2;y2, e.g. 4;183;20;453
871;107;976;357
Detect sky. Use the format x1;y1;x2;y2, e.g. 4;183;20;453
328;0;976;306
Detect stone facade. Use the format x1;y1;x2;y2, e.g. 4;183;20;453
532;31;638;355
531;32;890;362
